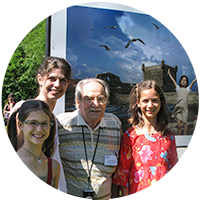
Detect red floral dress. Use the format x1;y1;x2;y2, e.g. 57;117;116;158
113;126;178;194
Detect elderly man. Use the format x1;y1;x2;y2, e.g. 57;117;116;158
57;78;121;199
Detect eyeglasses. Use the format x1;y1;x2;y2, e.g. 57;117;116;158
83;95;108;105
23;120;54;129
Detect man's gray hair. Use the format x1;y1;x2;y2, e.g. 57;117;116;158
75;78;110;108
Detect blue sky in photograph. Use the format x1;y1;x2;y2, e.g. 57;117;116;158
66;5;198;91
1;1;29;17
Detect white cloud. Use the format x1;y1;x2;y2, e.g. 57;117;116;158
116;13;135;37
66;48;78;64
182;65;190;75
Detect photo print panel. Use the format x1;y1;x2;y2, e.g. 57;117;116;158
60;3;198;144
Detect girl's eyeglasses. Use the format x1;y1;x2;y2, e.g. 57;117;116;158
23;120;54;129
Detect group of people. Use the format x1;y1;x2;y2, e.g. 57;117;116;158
6;56;196;199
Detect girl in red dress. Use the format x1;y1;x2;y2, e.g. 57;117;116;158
113;80;178;196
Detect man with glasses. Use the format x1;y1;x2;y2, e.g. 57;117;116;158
57;78;122;200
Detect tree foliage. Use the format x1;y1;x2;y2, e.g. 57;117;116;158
2;19;46;106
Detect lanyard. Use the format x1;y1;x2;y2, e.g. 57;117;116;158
82;126;101;189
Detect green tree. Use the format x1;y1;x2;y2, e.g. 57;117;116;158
14;1;46;99
1;10;25;106
2;19;46;106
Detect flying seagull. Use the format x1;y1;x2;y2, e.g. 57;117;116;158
190;34;199;42
125;38;145;48
104;25;118;29
99;45;112;50
152;23;163;29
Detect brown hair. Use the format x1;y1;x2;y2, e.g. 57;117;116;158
129;80;169;135
37;56;71;80
7;100;56;157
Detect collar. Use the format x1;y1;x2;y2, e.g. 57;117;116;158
77;110;106;131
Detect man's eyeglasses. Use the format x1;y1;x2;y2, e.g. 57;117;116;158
83;95;108;105
23;120;54;129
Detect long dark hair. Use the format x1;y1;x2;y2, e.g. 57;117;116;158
7;100;56;157
179;75;189;87
129;80;169;135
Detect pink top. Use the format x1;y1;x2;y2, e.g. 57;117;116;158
113;126;178;194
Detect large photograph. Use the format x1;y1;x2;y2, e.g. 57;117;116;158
65;5;198;135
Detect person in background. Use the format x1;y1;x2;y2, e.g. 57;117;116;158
8;56;71;192
8;100;60;188
57;78;122;200
112;80;178;196
3;93;16;126
168;69;197;135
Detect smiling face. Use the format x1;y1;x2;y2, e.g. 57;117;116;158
19;110;51;146
37;68;70;101
76;81;107;130
137;88;161;122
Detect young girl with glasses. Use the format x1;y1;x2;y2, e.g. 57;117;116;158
8;56;71;192
7;100;60;189
112;80;178;196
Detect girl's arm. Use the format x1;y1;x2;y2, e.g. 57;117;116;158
121;186;129;196
3;104;8;115
52;159;60;189
189;78;197;90
10;102;14;110
4;160;23;200
171;182;176;199
168;69;177;87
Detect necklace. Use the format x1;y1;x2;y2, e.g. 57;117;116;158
22;147;42;163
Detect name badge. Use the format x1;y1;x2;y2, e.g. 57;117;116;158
104;155;118;166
